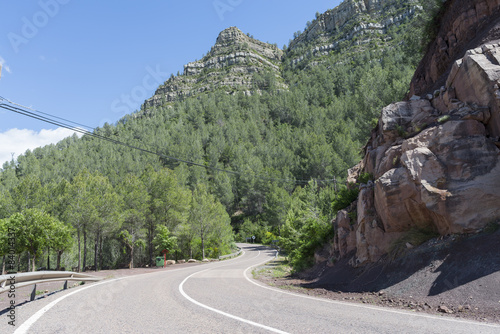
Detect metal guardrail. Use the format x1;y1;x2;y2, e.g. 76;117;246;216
219;247;242;260
0;271;103;301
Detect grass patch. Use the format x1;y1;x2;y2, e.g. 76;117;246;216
277;285;309;293
252;256;292;279
389;227;439;260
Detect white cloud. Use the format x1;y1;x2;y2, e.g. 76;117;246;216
0;128;83;166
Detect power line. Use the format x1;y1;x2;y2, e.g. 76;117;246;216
0;97;338;185
0;96;95;131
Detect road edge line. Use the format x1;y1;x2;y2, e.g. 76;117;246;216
243;250;500;329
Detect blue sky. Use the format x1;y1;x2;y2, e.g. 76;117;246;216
0;0;341;165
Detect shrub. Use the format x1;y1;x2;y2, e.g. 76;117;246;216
358;172;373;184
332;185;360;212
262;231;278;245
288;218;333;272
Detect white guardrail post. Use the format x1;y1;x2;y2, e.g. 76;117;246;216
218;247;243;261
0;271;103;301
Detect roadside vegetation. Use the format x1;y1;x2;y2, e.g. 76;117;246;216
0;168;233;272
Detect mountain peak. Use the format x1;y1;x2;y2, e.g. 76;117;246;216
145;27;284;106
215;26;246;45
210;26;282;63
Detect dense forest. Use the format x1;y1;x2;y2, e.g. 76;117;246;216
0;0;441;272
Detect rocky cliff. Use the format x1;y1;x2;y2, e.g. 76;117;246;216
146;27;284;106
287;0;422;66
323;0;500;266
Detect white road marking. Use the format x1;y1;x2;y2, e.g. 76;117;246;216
14;277;125;334
243;250;500;329
179;250;291;334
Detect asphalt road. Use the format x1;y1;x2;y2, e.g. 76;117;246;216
2;244;500;333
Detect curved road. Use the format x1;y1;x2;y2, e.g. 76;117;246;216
3;244;500;333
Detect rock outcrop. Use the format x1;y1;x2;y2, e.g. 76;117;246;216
146;27;284;106
325;0;500;267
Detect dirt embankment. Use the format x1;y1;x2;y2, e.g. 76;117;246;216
256;229;500;324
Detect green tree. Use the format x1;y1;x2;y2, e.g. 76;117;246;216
0;219;13;274
236;218;266;243
43;180;71;221
87;173;122;271
48;220;74;270
152;225;178;256
118;230;146;268
0;161;19;190
176;222;197;259
8;209;64;271
0;189;15;219
141;166;190;266
189;184;232;259
117;174;149;268
11;174;45;211
263;184;292;235
64;169;98;272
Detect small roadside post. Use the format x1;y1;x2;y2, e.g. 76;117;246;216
162;249;169;268
252;235;255;244
272;240;280;257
